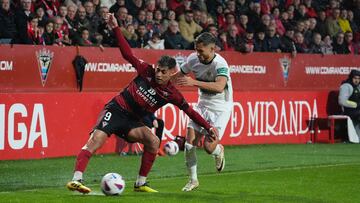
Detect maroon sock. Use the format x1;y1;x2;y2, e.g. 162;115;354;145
139;150;157;177
74;149;92;172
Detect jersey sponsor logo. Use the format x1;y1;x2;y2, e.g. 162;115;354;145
279;56;291;85
133;76;170;107
0;61;13;71
148;88;156;95
136;86;158;107
36;48;54;86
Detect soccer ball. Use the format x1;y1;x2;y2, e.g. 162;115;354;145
100;173;125;196
164;141;179;156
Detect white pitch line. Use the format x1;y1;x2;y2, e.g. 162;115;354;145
151;162;360;181
0;189;38;194
81;191;104;196
82;162;360;188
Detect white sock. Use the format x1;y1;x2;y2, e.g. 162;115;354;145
211;144;222;156
184;142;197;181
136;175;147;186
72;171;83;181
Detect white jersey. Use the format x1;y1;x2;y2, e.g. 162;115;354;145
180;52;233;107
180;52;233;138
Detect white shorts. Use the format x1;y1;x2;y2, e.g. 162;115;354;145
188;100;232;140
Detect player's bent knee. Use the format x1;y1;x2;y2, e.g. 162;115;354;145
151;136;160;148
85;131;108;153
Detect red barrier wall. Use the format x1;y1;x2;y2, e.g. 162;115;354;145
0;45;359;160
0;91;329;160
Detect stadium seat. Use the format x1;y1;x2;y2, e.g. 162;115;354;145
312;115;360;143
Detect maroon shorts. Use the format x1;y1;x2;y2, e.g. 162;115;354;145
93;99;144;141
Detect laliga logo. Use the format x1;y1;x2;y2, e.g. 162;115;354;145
174;53;187;68
279;56;291;86
36;48;54;86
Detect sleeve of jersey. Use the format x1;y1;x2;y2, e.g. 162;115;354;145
216;62;230;79
183;106;211;131
171;88;211;131
180;59;190;75
113;27;148;73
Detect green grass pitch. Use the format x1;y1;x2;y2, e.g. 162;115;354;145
1;144;360;203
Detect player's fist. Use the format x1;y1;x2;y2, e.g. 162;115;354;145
107;13;118;29
208;127;219;140
176;76;196;87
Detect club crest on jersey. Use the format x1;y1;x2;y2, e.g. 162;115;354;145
206;71;214;79
279;56;291;86
36;48;54;86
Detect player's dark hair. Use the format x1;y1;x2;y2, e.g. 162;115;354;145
158;55;176;69
195;32;216;46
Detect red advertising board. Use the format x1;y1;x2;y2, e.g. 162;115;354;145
0;45;359;92
0;91;331;160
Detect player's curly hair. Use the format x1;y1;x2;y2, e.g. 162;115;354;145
158;55;177;69
195;32;216;46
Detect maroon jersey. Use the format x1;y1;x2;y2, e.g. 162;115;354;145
114;65;189;115
112;27;211;131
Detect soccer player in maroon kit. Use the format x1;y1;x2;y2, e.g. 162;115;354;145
66;14;218;194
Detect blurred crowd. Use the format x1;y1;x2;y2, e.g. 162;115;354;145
1;0;359;54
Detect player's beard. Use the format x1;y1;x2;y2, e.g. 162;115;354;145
198;56;207;63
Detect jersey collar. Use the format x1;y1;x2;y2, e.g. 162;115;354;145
200;54;217;65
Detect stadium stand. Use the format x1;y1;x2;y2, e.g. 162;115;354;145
0;0;359;54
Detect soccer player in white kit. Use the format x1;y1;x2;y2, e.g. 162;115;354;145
175;32;233;192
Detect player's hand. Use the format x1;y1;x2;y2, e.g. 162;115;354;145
169;70;182;83
208;127;219;140
176;76;196;86
107;13;119;29
99;44;105;52
152;119;159;128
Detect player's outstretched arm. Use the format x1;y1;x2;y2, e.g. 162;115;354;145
107;13;144;71
183;106;218;138
172;87;217;138
177;75;227;93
